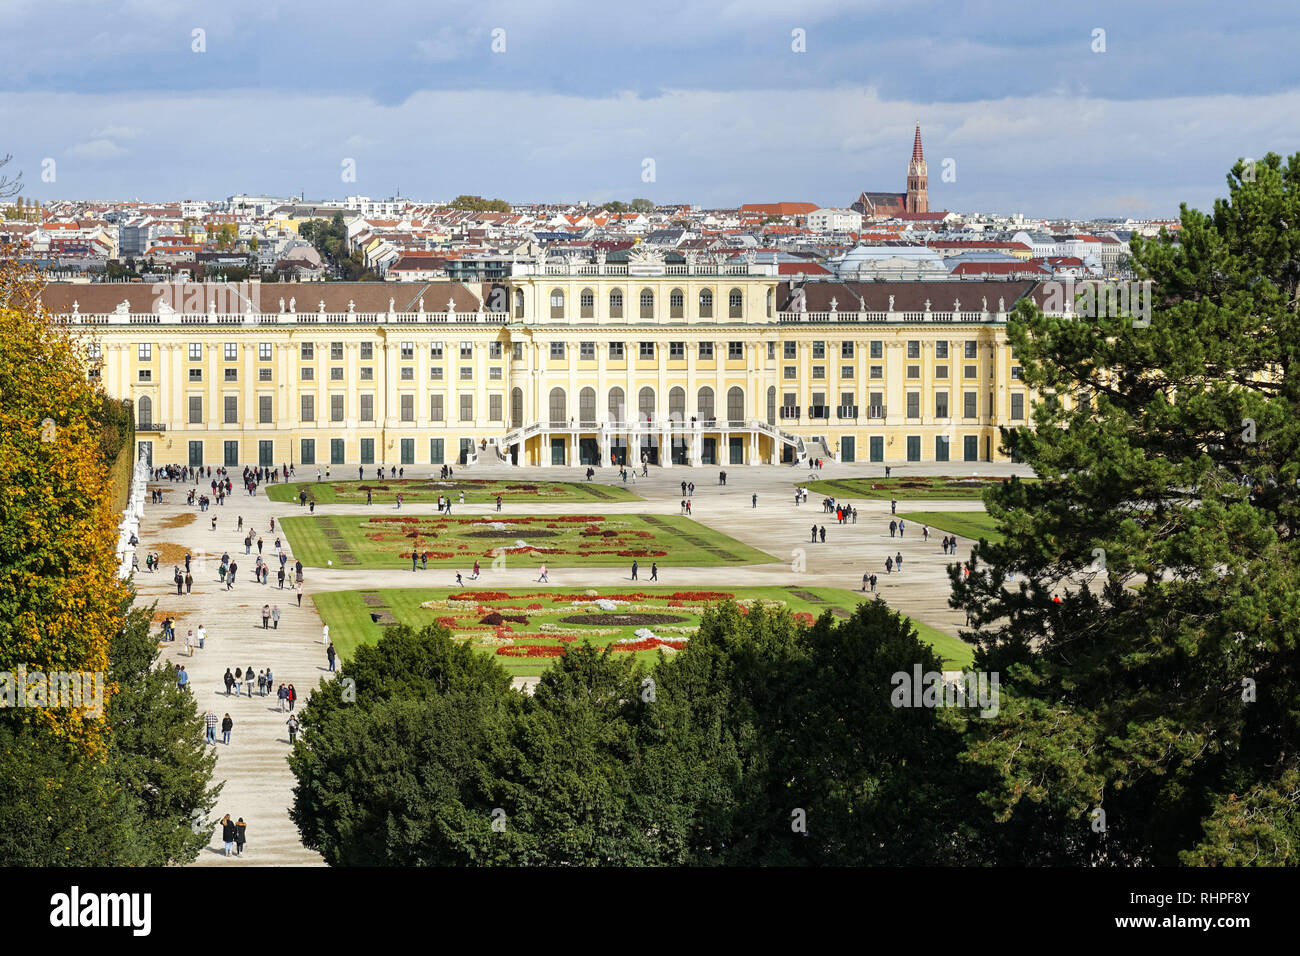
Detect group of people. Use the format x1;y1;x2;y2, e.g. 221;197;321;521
221;667;295;708
629;559;659;581
219;814;247;857
820;497;858;524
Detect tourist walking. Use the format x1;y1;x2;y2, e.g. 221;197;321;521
272;605;280;629
631;560;638;581
261;604;271;628
649;562;658;582
537;563;549;583
222;815;236;856
327;642;336;671
205;709;218;744
287;715;300;744
234;819;247;856
221;713;233;745
895;551;903;570
277;684;288;712
296;581;303;607
287;684;297;712
223;668;234;695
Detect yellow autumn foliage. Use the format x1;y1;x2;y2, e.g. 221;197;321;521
0;258;126;756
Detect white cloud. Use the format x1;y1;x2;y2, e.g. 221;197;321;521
67;138;127;159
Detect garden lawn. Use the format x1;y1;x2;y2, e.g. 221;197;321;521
896;510;1004;545
281;513;776;569
313;585;975;677
268;477;640;504
801;476;1035;501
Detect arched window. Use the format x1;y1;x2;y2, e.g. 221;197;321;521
766;288;773;318
699;289;714;318
728;288;743;318
609;289;624;319
697;386;715;424
514;288;525;318
638;386;656;423
549;387;567;424
669;288;684;319
668;386;686;422
580;288;594;319
137;395;152;428
511;387;524;427
608;386;626;423
549;289;565;319
727;386;745;424
639;289;655;319
766;386;776;425
579;387;596;425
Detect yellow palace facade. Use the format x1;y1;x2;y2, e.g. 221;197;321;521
42;252;1049;469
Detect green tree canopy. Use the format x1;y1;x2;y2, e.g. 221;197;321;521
952;152;1300;865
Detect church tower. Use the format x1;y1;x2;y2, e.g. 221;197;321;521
906;123;928;214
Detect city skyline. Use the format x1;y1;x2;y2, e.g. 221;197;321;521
2;0;1297;217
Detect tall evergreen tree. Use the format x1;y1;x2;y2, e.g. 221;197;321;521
952;153;1300;865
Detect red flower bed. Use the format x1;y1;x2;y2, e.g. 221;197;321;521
496;645;566;658
667;591;735;601
610;638;689;653
561;593;649;603
792;612;816;626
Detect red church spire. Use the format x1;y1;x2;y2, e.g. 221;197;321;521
911;122;924;162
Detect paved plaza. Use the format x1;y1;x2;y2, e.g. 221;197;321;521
134;458;1030;865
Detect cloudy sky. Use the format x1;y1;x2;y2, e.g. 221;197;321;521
1;0;1296;218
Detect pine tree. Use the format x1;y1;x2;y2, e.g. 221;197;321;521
952;152;1300;865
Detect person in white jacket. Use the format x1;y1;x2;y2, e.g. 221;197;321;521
322;623;330;645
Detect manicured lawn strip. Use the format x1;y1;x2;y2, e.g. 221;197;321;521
907;618;976;669
280;513;777;569
800;476;1035;501
267;478;640;504
315;585;975;677
895;510;1005;545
